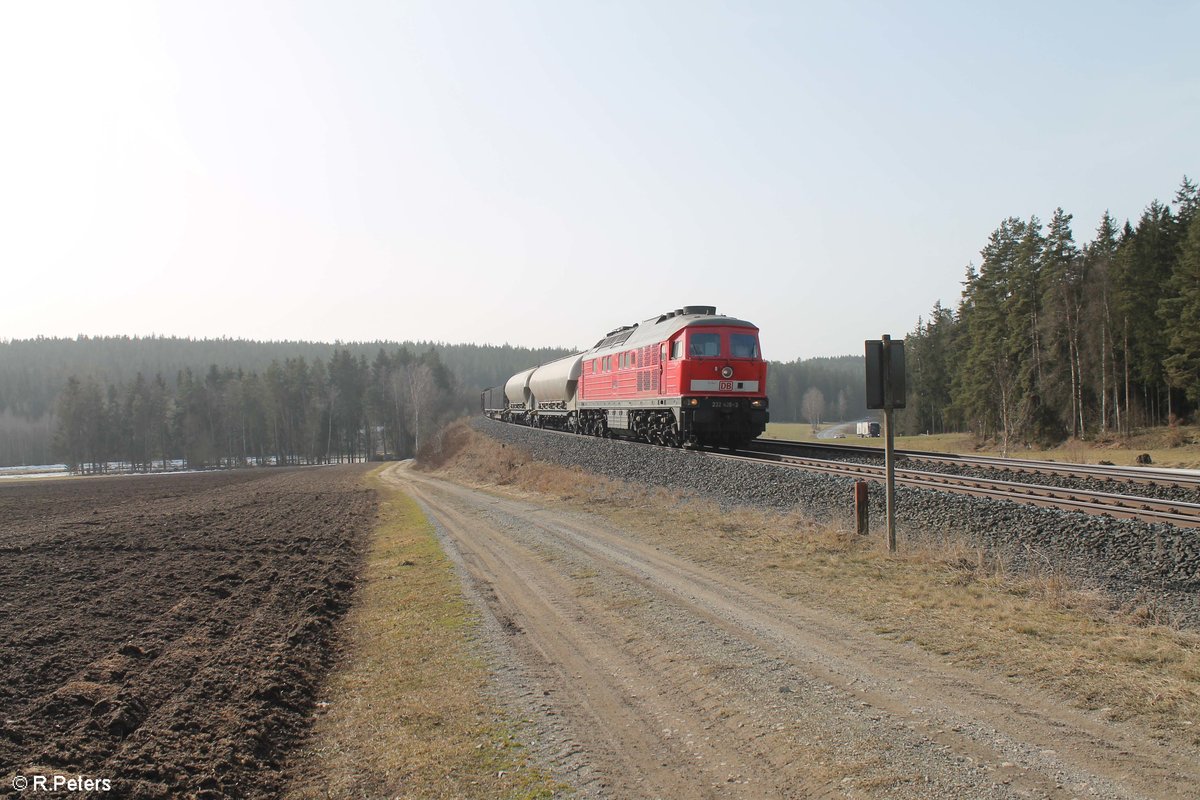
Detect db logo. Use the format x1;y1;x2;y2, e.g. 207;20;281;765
718;381;733;391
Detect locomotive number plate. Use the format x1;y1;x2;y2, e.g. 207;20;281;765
718;380;733;391
711;400;737;408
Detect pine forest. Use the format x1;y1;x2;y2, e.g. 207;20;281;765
899;175;1199;450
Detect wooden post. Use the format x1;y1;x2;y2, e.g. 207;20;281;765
854;480;869;535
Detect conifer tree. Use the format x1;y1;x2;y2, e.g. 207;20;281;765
1160;212;1200;403
1041;208;1084;437
1084;212;1121;433
1114;201;1176;423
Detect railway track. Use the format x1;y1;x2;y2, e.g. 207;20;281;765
753;437;1200;489
735;441;1200;529
486;421;1200;529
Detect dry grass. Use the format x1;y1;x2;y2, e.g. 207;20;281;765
433;422;1200;749
285;465;562;800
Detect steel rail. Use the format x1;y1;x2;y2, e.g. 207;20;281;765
751;438;1200;489
480;420;1200;528
722;449;1200;528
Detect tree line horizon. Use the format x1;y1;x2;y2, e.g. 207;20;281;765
52;348;459;473
1;172;1196;468
0;335;876;469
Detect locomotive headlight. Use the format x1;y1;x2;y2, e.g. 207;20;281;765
721;366;734;379
750;399;764;408
688;398;699;406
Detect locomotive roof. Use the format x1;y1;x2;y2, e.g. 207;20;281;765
588;306;757;354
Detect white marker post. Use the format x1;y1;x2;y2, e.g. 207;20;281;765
865;335;906;552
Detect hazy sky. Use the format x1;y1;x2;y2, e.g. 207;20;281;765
2;2;1197;360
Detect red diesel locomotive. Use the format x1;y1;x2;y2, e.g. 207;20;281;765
481;305;769;448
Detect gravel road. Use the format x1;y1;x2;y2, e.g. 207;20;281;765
385;462;1198;800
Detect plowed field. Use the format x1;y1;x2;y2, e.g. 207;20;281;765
0;466;375;799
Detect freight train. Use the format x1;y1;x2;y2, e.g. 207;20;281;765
481;305;768;448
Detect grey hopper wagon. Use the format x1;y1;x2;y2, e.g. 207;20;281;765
528;353;585;415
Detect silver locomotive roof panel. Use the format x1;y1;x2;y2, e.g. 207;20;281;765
588;312;757;356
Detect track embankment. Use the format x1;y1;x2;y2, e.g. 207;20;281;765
399;427;1200;800
472;417;1200;626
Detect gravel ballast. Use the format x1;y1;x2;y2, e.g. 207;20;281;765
472;417;1200;627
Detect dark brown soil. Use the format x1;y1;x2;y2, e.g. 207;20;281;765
0;466;376;798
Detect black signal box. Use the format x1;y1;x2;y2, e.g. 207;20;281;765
865;338;906;410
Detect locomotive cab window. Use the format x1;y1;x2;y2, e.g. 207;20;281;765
670;340;683;360
689;332;721;357
730;333;759;358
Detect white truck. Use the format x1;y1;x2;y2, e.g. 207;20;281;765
856;421;881;438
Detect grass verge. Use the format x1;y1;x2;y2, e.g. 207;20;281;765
285;465;562;800
427;422;1200;750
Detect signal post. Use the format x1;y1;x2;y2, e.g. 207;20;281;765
865;335;905;552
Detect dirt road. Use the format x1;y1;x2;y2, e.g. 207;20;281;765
387;463;1199;800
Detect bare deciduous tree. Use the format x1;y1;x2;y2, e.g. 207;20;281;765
406;362;436;456
801;387;825;433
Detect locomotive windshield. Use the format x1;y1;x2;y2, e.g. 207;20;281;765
688;332;721;356
730;333;759;358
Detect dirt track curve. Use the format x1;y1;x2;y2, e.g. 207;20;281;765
387;463;1199;800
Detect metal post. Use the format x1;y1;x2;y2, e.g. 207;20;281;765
883;406;896;552
882;335;897;552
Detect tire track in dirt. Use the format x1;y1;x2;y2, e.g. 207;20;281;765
390;464;1200;800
